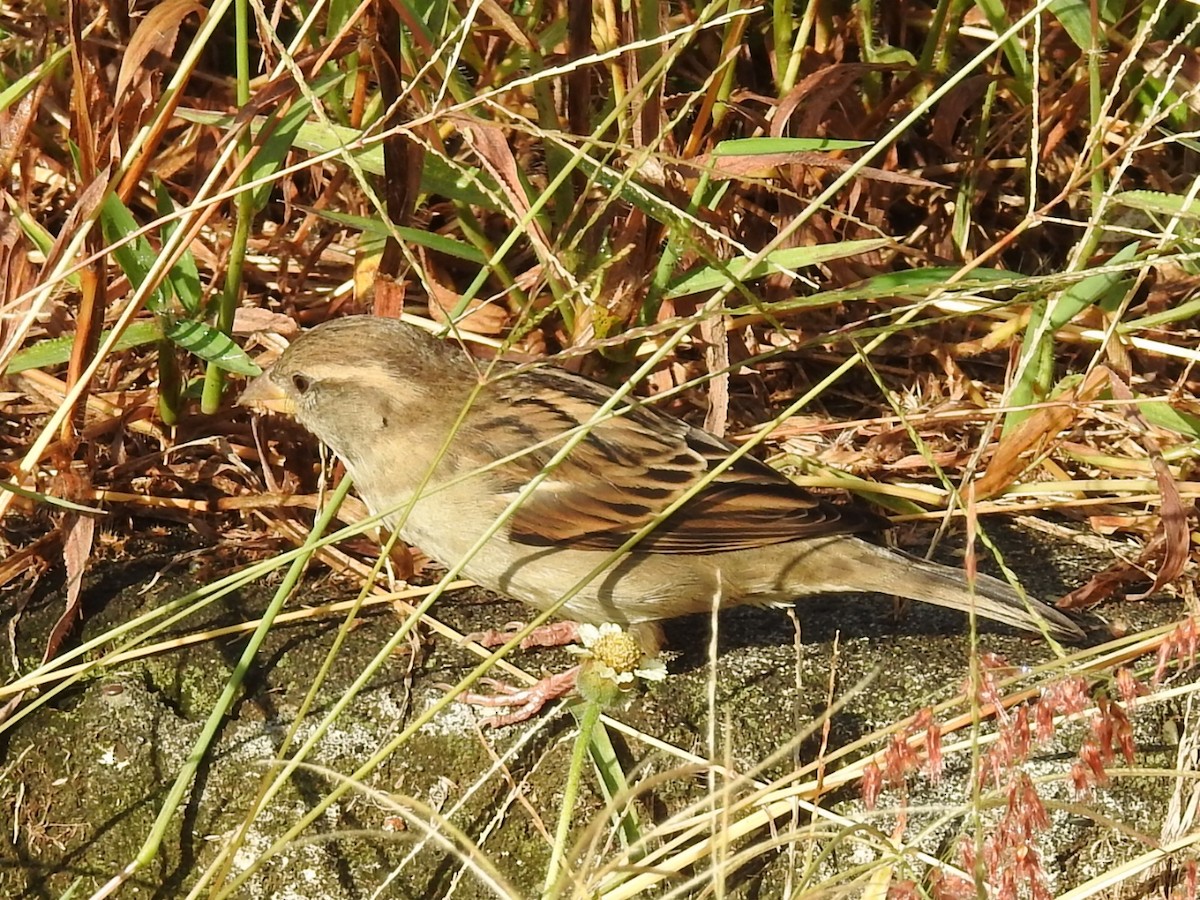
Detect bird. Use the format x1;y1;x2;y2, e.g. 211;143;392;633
240;315;1083;721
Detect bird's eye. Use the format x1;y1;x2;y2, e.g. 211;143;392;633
291;373;312;393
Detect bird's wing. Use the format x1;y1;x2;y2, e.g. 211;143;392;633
477;369;881;554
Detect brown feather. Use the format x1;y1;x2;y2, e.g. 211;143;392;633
479;368;883;553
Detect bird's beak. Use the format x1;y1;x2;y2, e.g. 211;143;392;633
239;372;296;416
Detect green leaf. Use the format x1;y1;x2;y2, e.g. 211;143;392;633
872;46;918;67
100;193;171;311
247;96;314;214
1110;189;1200;221
856;267;1021;290
154;182;202;315
712;137;872;155
1048;0;1107;51
176;108;500;209
1138;399;1200;440
304;207;487;262
1121;294;1200;331
1047;242;1139;331
4;321;164;375
0;479;107;513
1005;242;1140;433
0;39;72;114
163;320;261;376
584;718;642;853
972;0;1032;101
721;269;1029;319
1050;0;1123;49
665;239;892;298
294;119;498;208
4;193;55;257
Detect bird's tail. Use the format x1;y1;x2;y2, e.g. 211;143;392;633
844;539;1085;642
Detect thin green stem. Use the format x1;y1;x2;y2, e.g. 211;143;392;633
544;699;603;897
93;477;354;897
200;0;252;414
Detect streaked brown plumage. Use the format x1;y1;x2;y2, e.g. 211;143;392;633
240;315;1084;651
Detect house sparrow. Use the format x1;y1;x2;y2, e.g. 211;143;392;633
240;316;1083;718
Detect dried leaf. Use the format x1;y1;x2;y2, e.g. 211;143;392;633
686;151;940;187
1109;373;1192;599
0;87;43;176
975;366;1109;499
115;0;206;104
1058;529;1167;609
701;316;729;436
232;307;301;338
427;283;507;335
44;513;95;663
456;118;555;263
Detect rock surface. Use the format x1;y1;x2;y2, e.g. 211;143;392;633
0;521;1186;898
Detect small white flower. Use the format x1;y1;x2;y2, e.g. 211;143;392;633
633;656;667;682
570;623;667;705
573;622;617;649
